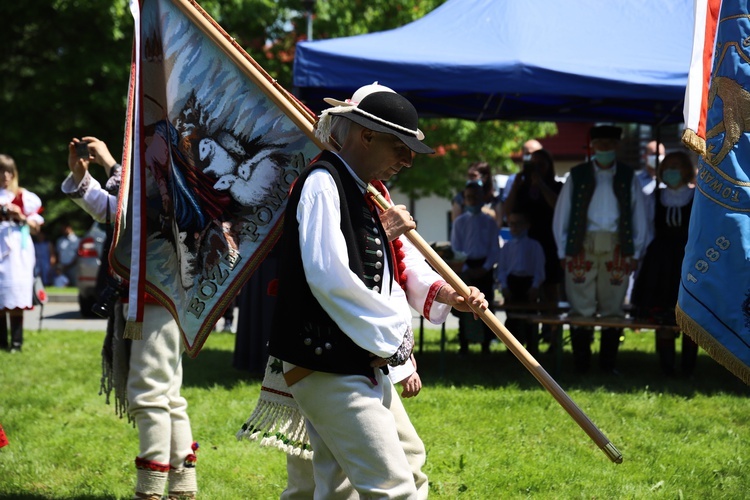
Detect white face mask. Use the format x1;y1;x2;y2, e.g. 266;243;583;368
646;154;665;169
522;154;532;162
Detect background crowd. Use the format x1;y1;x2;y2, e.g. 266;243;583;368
444;127;699;378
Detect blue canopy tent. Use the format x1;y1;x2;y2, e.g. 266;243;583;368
293;0;694;124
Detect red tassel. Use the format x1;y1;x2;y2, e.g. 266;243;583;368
0;423;9;448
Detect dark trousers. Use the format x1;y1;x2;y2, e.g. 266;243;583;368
0;313;24;350
504;275;537;356
222;297;236;322
570;326;621;373
656;329;698;376
458;260;494;354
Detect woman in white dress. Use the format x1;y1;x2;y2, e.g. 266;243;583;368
0;155;44;352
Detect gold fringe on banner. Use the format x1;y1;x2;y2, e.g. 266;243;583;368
123;321;144;341
676;304;750;386
681;128;706;157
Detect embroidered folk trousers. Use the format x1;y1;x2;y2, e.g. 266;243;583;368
286;368;419;499
125;304;196;496
564;232;632;372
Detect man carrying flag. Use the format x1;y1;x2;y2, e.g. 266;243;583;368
268;90;488;497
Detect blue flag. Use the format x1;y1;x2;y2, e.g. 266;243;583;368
679;0;750;385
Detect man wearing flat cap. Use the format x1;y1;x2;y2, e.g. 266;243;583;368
552;125;648;375
269;90;487;497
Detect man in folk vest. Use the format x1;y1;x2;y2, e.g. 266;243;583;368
552;125;649;374
268;90;488;497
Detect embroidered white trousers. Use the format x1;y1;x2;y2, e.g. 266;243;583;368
282;381;428;499
287;368;419;499
126;304;194;468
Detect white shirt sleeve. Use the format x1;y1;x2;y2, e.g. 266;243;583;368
552;178;573;259
297;170;411;359
387;358;416;385
61;171;117;223
399;235;451;324
20;189;44;225
630;175;650;260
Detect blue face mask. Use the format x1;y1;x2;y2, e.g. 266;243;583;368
595;150;616;166
465;204;482;214
661;169;683;188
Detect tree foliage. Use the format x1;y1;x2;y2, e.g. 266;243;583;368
0;0;555;233
0;1;133;231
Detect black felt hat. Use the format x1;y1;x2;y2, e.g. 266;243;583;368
328;92;434;154
590;125;622;140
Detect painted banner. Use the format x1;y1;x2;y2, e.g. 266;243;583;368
678;0;750;385
112;0;322;356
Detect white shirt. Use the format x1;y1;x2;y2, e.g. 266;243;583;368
61;171;117;222
296;157;450;360
552;161;649;259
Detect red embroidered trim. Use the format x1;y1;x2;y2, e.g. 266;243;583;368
424;280;447;321
261;385;293;399
135;456;170;472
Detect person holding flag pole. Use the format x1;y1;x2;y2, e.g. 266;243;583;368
238;83;447;499
62;137;198;500
267;89;488;497
118;3;624;496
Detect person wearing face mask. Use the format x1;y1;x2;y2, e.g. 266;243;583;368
504;148;564;348
496;211;545;356
631;151;699;376
450;163;483;222
450;161;501;227
552;125;649;375
638;140;666;196
451;181;501;355
500;140;544;221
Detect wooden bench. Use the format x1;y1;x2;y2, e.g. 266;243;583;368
416;300;680;377
503;310;680;375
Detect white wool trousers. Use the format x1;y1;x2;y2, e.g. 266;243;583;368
287;367;419;499
125;303;194;468
282;381;428;500
564;231;631;318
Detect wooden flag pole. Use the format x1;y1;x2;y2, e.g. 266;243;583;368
367;185;623;464
172;0;320;142
172;0;622;464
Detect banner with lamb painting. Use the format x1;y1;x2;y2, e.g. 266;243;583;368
112;0;321;356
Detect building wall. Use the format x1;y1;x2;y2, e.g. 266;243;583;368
388;188;452;243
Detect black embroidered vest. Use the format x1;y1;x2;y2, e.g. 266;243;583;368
268;151;394;377
565;161;636;257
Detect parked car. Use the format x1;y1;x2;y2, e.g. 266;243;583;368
76;221;107;317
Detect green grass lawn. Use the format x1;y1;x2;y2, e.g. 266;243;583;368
1;325;748;499
45;286;78;296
